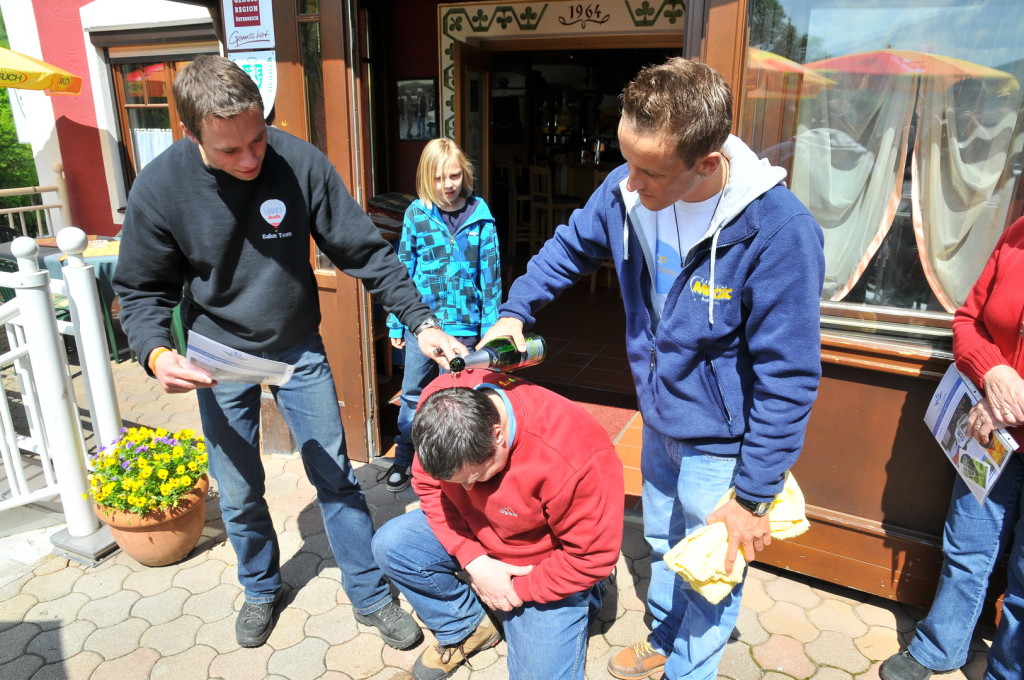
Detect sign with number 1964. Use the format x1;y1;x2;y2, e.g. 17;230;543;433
558;3;612;28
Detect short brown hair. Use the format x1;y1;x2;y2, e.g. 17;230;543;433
415;138;475;208
413;387;499;480
620;57;732;168
173;54;263;141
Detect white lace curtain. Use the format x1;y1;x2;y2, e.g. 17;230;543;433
131;128;174;171
786;62;1023;311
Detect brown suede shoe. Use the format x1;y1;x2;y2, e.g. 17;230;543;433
413;616;502;680
608;639;668;679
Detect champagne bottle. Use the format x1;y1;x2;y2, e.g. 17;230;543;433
449;333;547;373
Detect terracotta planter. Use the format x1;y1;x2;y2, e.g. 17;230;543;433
94;474;210;567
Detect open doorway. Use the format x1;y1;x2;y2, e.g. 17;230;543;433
483;48;674;396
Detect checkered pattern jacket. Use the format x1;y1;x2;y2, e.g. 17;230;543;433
386;196;501;338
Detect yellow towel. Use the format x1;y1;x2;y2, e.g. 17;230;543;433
663;472;810;604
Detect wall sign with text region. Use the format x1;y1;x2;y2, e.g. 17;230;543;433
232;51;277;119
222;0;275;51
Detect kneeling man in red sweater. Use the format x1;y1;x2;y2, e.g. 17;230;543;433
371;369;624;680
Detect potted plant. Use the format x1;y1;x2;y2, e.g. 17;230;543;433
88;426;210;566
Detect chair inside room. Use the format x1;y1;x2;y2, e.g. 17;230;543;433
504;162;534;262
528;165;582;247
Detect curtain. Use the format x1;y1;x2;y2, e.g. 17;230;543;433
788;80;917;301
912;77;1024;311
131;128;174;170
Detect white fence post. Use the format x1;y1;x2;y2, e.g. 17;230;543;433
53;162;70;232
10;237;99;538
58;227;122;450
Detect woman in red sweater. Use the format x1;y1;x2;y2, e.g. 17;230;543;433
881;216;1024;680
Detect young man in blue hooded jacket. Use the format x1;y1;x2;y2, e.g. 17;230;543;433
478;57;825;680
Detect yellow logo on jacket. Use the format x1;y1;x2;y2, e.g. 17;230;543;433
688;276;733;301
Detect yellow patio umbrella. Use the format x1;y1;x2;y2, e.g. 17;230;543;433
0;46;82;95
746;47;836;99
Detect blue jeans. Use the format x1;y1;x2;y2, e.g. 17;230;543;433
641;426;742;680
196;333;391;613
909;453;1023;680
372;509;602;679
393;332;477;467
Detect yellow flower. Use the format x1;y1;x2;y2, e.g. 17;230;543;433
179;475;192;488
188;461;198;471
157;469;169;480
160;483;172;495
176;465;186;475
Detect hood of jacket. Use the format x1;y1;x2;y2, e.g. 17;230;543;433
618;135;787;325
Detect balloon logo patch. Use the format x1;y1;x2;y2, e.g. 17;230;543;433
260;199;286;228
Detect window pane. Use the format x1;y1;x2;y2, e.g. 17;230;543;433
740;0;1024;326
127;108;172;171
300;21;326;154
121;62;169;105
122;63;146;105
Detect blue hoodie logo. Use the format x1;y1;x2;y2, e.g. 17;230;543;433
689;276;733;301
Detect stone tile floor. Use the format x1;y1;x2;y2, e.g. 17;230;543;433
0;358;995;680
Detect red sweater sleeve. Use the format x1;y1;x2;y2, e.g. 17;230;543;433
952;217;1024;389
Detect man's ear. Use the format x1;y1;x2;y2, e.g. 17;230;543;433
181;121;200;144
695;152;724;178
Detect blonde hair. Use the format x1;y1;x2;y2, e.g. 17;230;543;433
620;57;732;168
415;138;475;208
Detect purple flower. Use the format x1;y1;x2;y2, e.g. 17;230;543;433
137;445;149;453
121;460;130;469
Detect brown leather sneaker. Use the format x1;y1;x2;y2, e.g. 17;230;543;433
413;616;502;680
608;639;668;679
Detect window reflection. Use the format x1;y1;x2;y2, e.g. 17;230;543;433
119;62;175;174
741;0;1024;327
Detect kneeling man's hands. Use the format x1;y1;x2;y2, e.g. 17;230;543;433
464;554;533;612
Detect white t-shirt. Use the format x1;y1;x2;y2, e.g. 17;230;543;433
637;192;721;315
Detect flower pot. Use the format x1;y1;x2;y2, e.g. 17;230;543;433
94;474;210;567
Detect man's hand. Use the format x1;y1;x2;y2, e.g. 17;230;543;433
982;365;1024;428
478;317;526;352
463;554;533;612
390;337;405;350
415;328;469;368
151;349;215;394
706;499;772;574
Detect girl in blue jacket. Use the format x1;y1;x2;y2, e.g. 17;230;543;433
383;139;502;491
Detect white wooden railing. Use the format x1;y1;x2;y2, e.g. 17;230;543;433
0;228;120;555
0;163;70;239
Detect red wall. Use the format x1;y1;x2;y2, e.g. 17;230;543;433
386;0;442;194
35;1;116;235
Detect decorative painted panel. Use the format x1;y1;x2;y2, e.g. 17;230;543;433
439;1;685;136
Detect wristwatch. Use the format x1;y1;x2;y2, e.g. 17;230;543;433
411;314;441;337
735;496;773;517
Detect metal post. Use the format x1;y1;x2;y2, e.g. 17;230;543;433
57;227;122;450
10;237;98;538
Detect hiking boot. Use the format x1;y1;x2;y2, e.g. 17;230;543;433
235;591;283;647
381;463;412;492
354;600;423;649
413;616;502;680
608;639;668;679
880;651;934;680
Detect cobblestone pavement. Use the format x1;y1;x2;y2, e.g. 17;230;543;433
0;359;994;680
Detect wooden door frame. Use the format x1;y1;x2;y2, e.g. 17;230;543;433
270;0;379;462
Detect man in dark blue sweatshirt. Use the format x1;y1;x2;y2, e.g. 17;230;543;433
479;57;825;680
113;55;465;650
